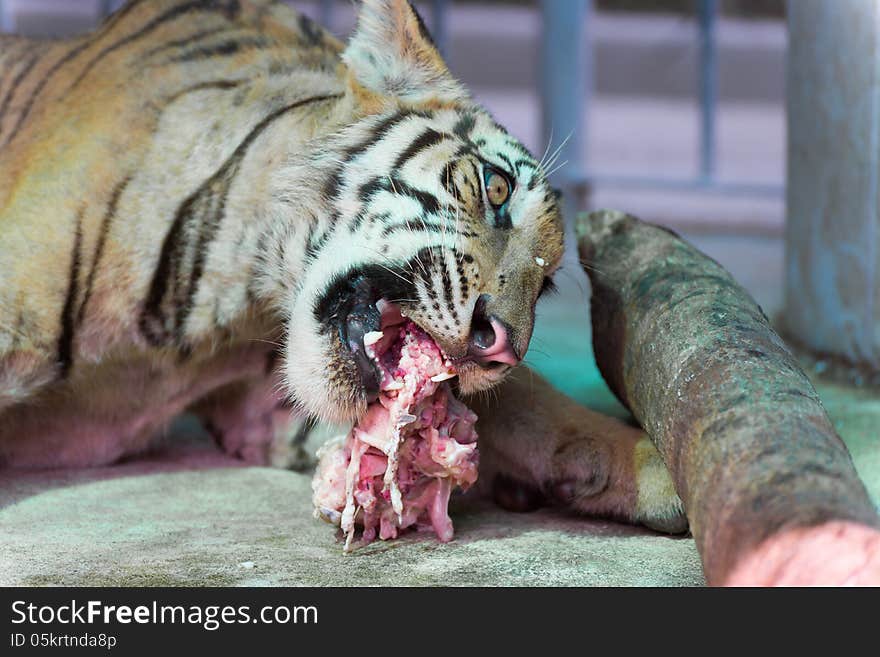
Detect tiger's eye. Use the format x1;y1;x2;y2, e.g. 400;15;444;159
486;171;510;207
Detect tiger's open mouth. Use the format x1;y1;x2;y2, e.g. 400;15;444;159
332;273;449;402
314;306;478;549
341;295;406;401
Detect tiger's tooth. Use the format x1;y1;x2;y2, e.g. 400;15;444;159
363;330;384;346
384;380;404;390
430;371;456;382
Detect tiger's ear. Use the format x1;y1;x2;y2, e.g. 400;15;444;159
342;0;468;109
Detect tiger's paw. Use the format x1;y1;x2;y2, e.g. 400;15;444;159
632;437;688;535
545;435;615;511
490;434;688;536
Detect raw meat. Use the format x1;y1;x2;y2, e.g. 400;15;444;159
312;320;479;551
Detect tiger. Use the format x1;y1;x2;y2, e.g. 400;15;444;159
0;0;685;534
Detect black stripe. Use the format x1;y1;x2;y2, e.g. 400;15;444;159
77;178;130;327
496;152;516;176
166;35;269;64
357;174;442;220
321;110;424;201
379;219;476;240
306;226;333;261
305;208;336;260
311;113;428;254
173;189;224;344
357;177;385;204
439;162;457;200
298;14;324;47
380;218;444;238
468;159;484;210
67;0;243;92
348;211;369;234
143;26;234;59
164;79;244;104
57;209;85;377
97;0;148;32
411;246;438;292
408;1;438;49
452;113;476;140
387;176;441;215
506;138;532;158
0;51;39;125
392;128;447;171
141;93;341;347
314;113;437;257
0;40;94;150
453;143;478;161
440;256;457;318
456;255;471;299
139;200;184;345
514;158;537;172
492;120;511;137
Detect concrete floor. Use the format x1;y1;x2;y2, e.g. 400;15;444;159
0;464;705;587
1;233;877;587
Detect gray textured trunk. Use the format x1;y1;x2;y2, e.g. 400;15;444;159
578;209;879;584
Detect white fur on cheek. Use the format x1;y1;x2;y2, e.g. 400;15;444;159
282;291;361;425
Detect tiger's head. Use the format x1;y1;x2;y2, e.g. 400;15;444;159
281;0;564;423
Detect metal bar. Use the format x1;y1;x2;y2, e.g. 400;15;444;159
698;0;719;181
430;0;449;57
539;0;590;214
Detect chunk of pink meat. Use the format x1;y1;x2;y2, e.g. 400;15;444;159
312;321;479;549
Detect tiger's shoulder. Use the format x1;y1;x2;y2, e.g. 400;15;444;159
0;0;349;405
0;0;343;182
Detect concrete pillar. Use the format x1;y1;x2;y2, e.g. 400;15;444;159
785;0;880;369
540;0;591;218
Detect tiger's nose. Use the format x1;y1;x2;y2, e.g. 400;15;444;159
468;295;521;368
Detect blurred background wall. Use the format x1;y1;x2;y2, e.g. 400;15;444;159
1;0;787;226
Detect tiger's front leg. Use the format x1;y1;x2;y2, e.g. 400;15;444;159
190;373;315;471
469;368;688;534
